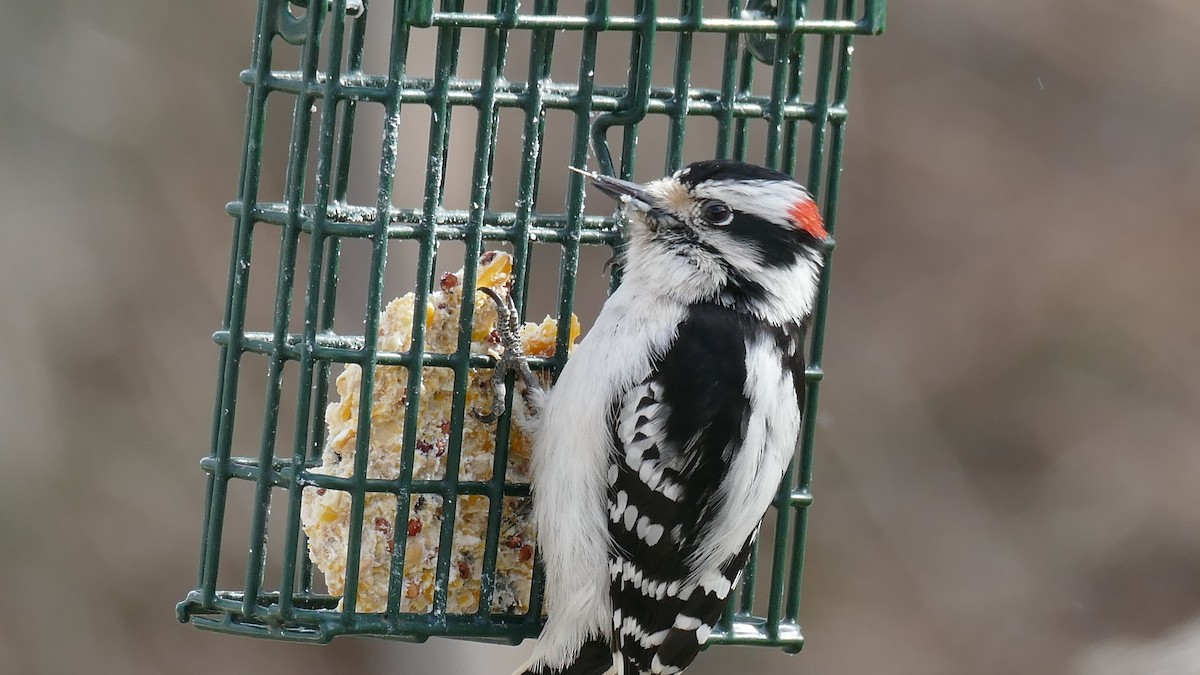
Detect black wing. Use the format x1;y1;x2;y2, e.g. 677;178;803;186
606;304;806;674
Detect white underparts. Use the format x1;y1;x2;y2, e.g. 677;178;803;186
523;284;686;671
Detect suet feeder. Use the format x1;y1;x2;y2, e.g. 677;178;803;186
177;0;886;654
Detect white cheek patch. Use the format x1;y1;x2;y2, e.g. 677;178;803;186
693;180;809;229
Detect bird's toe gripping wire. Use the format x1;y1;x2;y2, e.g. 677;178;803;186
472;287;540;424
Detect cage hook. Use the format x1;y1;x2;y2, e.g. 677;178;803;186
741;0;798;65
589;0;658;177
291;0;365;16
589;122;618;179
278;0;365;45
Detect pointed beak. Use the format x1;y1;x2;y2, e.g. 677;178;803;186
569;166;655;211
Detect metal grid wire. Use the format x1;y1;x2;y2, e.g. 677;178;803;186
177;0;885;651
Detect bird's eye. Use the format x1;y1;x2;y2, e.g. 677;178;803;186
701;200;733;226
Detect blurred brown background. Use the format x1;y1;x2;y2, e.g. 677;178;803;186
1;1;1198;674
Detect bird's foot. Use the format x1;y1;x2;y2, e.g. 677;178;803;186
472;287;540;423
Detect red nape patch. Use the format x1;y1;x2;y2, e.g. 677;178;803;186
789;198;828;240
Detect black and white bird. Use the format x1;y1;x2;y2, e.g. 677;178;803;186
498;160;829;675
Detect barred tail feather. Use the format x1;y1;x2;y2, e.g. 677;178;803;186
618;537;755;675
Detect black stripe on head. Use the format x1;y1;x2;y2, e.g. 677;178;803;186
724;210;813;269
676;161;817;269
675;159;796;188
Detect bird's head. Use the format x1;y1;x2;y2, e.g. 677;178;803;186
576;159;828;325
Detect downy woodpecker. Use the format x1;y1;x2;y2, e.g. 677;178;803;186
496;160;829;675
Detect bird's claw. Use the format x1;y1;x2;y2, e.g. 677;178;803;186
471;287;537;423
472;405;500;425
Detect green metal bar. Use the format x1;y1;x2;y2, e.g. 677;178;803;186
554;0;602;369
195;0;278;610
737;538;760;617
758;1;808;640
764;470;794;637
277;0;364;619
805;0;837;197
246;70;848;122
425;0;470;620
591;0;655;177
731;0;802;621
509;0;560;619
718;589;736;636
714;0;739;157
213;328;825;381
382;0;446;624
785;0;859;625
412;13;869;35
186;588;805;643
187;587;806;643
198;458;815;509
241;0;331;621
663;0;699;173
762;0;794;171
725;0;811;638
780;0;810;175
731;45;754;161
198;456;535;497
229;202;626;242
862;0;887;34
511;0;558;340
381;106;424;619
339;0;409;618
296;2;367;588
472;0;513;621
365;0;414;623
621;0;657;179
299;231;343;600
213;328;565;370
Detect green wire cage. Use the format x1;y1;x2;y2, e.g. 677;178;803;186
177;0;885;653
